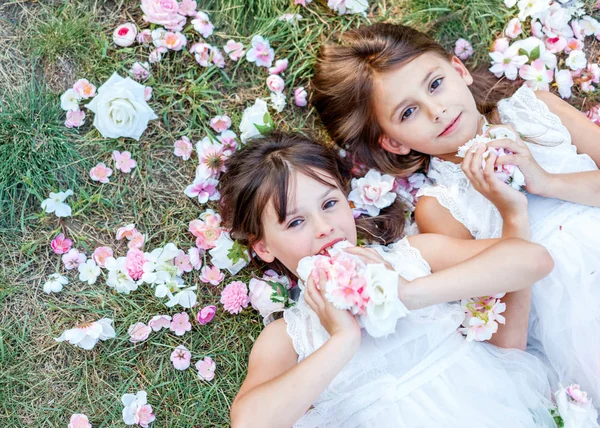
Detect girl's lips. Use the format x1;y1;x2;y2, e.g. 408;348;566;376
317;238;345;256
439;113;462;137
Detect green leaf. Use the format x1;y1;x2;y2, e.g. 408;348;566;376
267;280;289;305
227;240;249;265
518;48;529;58
529;45;540;61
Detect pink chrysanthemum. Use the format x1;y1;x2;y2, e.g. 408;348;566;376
220;281;250;314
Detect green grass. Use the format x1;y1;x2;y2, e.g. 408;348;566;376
1;0;599;426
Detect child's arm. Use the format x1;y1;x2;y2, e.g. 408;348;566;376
230;276;361;428
490;91;600;207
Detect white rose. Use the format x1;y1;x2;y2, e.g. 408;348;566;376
361;263;409;337
555;384;599;428
113;23;138;47
239;98;272;143
208;232;248;275
249;278;285;317
85;73;158;141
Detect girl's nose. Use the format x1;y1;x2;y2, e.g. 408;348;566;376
314;214;334;239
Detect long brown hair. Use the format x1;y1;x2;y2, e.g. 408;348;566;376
219;133;406;278
311;23;518;177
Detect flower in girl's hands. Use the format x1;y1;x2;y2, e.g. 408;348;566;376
459;294;506;342
554;384;598;428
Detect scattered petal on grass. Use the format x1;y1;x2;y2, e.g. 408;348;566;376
170;344;191;370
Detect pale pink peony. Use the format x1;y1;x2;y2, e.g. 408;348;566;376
92;246;114;267
170;345;191;370
128;322;151;343
293;87;308;107
62;248;86;270
125;248;146;280
223;40;245;61
148;314;171;331
137;29;153;46
73;79;96;99
179;0;197;16
454;38;473;60
112;151;137;173
141;0;185;31
174;250;193;275
68;413;92;428
51;233;73;254
129;62;151;81
170;312;192;336
89;163;113;184
116;224;137;240
268;58;288;75
174;136;193;160
65;109;86;128
209;115;232;133
200;265;224;285
266;74;285;93
245;35;275;68
220;281;250;314
191;11;214;38
196;305;216;325
195;356;216;381
188;247;203;270
113;23;137;47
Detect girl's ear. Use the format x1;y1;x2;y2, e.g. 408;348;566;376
252;239;275;263
379;134;411;155
450;56;474;86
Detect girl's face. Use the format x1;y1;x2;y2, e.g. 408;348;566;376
372;52;483;162
253;169;357;277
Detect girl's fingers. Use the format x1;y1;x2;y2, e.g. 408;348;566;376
343;247;381;264
494;154;519;166
487;138;525;153
469;144;487;182
483;152;498;183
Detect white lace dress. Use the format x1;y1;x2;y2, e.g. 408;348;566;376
418;86;600;403
284;238;556;427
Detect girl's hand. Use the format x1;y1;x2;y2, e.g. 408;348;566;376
304;269;361;345
342;246;394;271
462;142;528;218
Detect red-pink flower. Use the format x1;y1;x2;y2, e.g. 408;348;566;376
200;265;224;285
116;224;137;240
92;246;113;267
65;109;86;128
170;312;192;336
209;115;232;133
195;356;216;381
90;163;113;184
174;136;193;160
125;248;146;280
170;344;191;370
220;281;250;314
196;305;216;325
112;151;137;173
51;233;73;254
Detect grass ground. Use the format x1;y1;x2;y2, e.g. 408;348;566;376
0;0;598;426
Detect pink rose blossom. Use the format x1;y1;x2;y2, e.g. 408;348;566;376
65;109;86;128
566;384;590;403
195;356;216;381
245;35;274;68
196;305;216;325
220;281;250;314
68;413;92;428
148;314;171;331
51;233;73;254
73;79;96;99
170;312;192;336
200;265;224;285
266;74;285;93
128;322;151;343
164;31;187;51
137;29;153;46
113;23;137;47
174;250;193;275
191;11;214;38
112;151;137;173
209;115;232;133
116;224;137;240
136;405;155;428
125;248;146;280
89;163;113;184
144;86;152;101
170;345;192;370
129;62;151;81
62;248;86;270
141;0;185;31
174;136;193;160
454;38;473;60
504;17;522;39
188;247;203;270
223;40;244;61
179;0;197;16
293;87;308;107
92;246;113;267
268;58;288;75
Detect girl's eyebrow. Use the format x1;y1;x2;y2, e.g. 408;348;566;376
285;187;335;219
389;67;441;120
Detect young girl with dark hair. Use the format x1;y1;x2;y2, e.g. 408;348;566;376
312;22;600;403
223;133;556;427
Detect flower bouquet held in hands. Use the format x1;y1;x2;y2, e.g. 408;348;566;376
297;241;410;337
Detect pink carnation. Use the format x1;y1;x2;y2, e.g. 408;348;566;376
220;281;250;314
51;233;73;254
125;248;146;280
92;246;114;268
196;305;216;325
